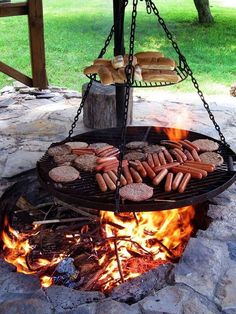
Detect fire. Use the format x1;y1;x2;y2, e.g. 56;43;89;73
96;206;195;291
1;216;63;287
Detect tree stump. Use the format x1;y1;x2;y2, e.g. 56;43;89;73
82;82;133;129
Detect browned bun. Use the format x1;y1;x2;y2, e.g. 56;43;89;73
93;58;112;67
83;65;101;75
142;69;180;83
98;66;114;85
135;51;164;60
139;57;177;70
124;54;138;66
111;55;124;69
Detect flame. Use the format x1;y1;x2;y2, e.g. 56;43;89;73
155;108;191;141
1;216;63;285
96;206;195;291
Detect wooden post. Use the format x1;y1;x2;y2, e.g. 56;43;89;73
28;0;47;89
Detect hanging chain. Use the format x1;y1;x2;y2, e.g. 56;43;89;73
67;26;115;139
115;0;138;213
149;0;229;147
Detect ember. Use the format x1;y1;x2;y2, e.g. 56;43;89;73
96;206;195;291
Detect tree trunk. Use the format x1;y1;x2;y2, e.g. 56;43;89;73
193;0;214;24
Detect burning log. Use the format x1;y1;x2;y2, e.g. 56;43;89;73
32;217;98;226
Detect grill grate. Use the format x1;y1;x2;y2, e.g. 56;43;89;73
37;127;236;212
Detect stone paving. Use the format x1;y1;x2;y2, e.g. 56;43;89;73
0;83;236;313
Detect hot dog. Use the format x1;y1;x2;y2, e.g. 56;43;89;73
184;161;215;172
95;160;118;172
184;140;200;152
123;165;133;184
154;162;180;172
191;149;201;162
135;160;147;177
100;147;119;157
184;149;194;161
178;173;191;193
152;153;161;167
171;166;203;179
72;149;95;155
170;149;183;163
103;160;128;172
172;172;184;190
102;173;116;190
97;156;118;164
178;140;195;152
112;170;127;186
147;154;155;168
152;169;168;185
176;164;208;177
107;170;119;185
130;167;143;183
96;145;114;155
163;149;174;163
160;140;182;149
174;148;187;162
142;161;156;179
96;173;108;192
165;172;174;192
158;151;167;165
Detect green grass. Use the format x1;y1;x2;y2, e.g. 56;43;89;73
0;0;236;94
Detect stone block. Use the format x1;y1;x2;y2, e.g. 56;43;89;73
0;298;52;314
96;299;140;314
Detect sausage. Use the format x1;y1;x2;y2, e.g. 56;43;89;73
97;156;117;164
178;140;195;152
112;170;127;186
154;162;180;172
172;172;184;190
96;145;114;155
176;165;208;177
174;148;187;161
147;154;155;168
130;167;143;183
191;149;201;162
171;166;202;179
142;161;156;179
165;173;174;192
96;173;108;192
170;149;183;163
184;161;215;172
103;160;128;172
107;170;119;185
152;153;161;167
100;147;120;157
95;160;118;172
102;173;116;190
184;140;200;152
184;149;194;161
178;173;191;193
158;151;167;165
135;160;147;177
152;169;168;185
72;149;95;155
123;165;133;184
163;149;174;163
160;140;182;149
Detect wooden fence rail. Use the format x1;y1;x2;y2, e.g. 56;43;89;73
0;0;48;89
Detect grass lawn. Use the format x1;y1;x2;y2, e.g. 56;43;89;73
0;0;235;95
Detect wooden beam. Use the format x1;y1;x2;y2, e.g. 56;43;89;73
0;61;33;86
28;0;48;89
0;2;28;17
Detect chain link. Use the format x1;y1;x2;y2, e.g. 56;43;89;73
149;0;229;147
115;0;138;213
67;25;115;139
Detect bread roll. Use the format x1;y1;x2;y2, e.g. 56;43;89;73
139;57;176;70
98;67;114;85
124;54;138;66
93;58;111;67
83;64;101;75
135;51;164;60
111;55;124;69
142;69;180;83
110;67;126;84
134;65;142;81
117;67;128;81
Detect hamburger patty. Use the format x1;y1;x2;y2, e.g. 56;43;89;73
65;141;88;149
126;141;148;150
191;139;219;152
199;152;224;166
53;154;77;164
48;144;71;157
143;145;165;154
49;166;80;182
119;183;153;201
74;154;98;172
